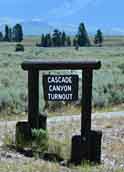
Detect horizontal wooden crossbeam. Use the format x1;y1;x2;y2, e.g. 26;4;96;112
22;60;101;70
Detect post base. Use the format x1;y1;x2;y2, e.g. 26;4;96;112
71;130;102;165
16;121;32;148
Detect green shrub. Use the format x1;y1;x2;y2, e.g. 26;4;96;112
15;44;24;52
118;63;124;74
32;129;49;153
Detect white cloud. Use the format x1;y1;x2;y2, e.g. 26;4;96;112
31;18;43;22
49;0;102;18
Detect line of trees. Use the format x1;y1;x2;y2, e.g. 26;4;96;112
37;22;103;48
0;24;23;42
36;29;71;47
0;22;103;46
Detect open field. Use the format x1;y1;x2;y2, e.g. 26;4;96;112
0;36;124;116
0;37;124;172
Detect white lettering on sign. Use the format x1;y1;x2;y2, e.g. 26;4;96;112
48;76;72;84
48;93;73;100
49;85;72;92
43;75;79;101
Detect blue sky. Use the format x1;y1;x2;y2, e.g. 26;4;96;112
0;0;123;24
0;0;61;20
0;0;124;34
0;0;120;21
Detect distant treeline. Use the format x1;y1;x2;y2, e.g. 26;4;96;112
36;22;103;47
0;22;103;47
0;24;23;42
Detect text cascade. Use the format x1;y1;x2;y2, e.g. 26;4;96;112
43;75;79;101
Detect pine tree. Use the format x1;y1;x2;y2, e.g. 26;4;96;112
44;35;48;47
61;31;66;46
41;33;52;47
66;36;71;46
4;25;9;41
0;32;3;41
12;26;16;41
52;29;61;47
41;34;45;47
13;24;23;42
77;23;90;46
94;29;103;46
8;28;12;42
46;33;52;47
58;31;62;46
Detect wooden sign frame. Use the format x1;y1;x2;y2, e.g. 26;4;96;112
21;60;102;164
21;60;101;135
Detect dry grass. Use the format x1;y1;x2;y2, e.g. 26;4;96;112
0;160;61;172
0;159;124;172
110;142;124;154
0;116;124;171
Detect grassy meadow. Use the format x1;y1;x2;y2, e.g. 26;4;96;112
0;36;124;116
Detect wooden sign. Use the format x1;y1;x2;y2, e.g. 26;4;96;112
43;75;79;101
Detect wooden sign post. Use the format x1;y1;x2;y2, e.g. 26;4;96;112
20;60;102;164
